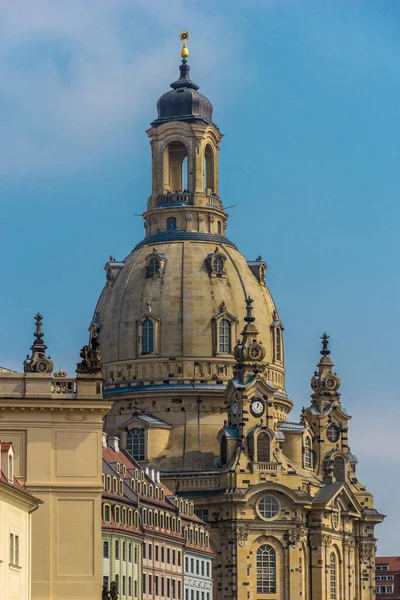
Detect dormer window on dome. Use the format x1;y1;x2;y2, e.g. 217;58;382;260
213;302;238;356
137;303;160;356
205;248;227;278
247;256;267;286
145;249;167;278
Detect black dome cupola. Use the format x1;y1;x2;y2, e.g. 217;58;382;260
152;36;213;126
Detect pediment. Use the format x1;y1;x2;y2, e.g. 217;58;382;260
119;414;171;431
313;482;361;515
225;376;278;403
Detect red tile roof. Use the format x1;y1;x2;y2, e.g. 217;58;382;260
0;442;14;452
376;556;400;571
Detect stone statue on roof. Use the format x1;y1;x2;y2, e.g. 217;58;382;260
76;336;102;375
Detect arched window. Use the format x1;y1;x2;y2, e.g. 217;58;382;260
104;505;111;523
115;539;120;560
212;256;224;273
164;141;188;192
221;434;227;466
114;506;120;524
275;327;282;361
147;257;161;277
219;319;231;353
141;318;154;354
330;552;337;599
217;221;222;235
256;545;276;593
167;217;177;230
257;432;271;463
204;144;215;193
127;428;145;461
304;436;313;469
334;456;345;482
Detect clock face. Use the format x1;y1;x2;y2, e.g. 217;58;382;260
249;346;261;360
250;397;264;417
37;360;48;373
231;401;238;416
325;376;337;390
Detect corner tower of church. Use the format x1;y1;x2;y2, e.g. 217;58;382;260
94;34;382;600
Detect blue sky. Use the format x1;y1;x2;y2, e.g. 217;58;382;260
1;0;399;553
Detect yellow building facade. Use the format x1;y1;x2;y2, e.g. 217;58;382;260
0;440;40;600
0;315;112;600
94;42;384;600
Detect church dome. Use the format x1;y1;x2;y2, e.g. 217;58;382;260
94;235;285;393
152;62;213;126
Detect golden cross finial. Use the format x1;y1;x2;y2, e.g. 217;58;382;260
180;31;189;61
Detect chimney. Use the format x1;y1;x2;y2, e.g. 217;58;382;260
107;436;120;453
150;468;155;482
102;432;107;449
145;467;149;476
156;471;161;483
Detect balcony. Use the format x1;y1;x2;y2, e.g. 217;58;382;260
159;192;193;206
206;194;223;209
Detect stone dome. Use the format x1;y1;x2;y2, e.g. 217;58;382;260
152;62;213;126
94;233;285;392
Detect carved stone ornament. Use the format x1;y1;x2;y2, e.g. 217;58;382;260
357;540;376;563
309;532;331;550
76;336;102;374
235;525;250;548
343;536;355;551
285;527;307;547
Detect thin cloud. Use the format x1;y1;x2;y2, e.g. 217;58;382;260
0;0;239;180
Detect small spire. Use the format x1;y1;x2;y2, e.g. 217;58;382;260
244;296;255;324
179;31;190;62
320;332;330;357
24;313;54;374
32;313;45;347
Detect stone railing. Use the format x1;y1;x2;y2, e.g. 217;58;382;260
206;194;223;209
254;462;280;473
178;477;220;489
51;379;77;395
159;192;193;205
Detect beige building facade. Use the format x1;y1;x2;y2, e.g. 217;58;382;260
0;315;112;600
94;43;384;600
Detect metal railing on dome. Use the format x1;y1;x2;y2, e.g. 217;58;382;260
159;191;193;205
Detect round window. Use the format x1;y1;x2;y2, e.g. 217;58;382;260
258;495;280;520
327;423;340;443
